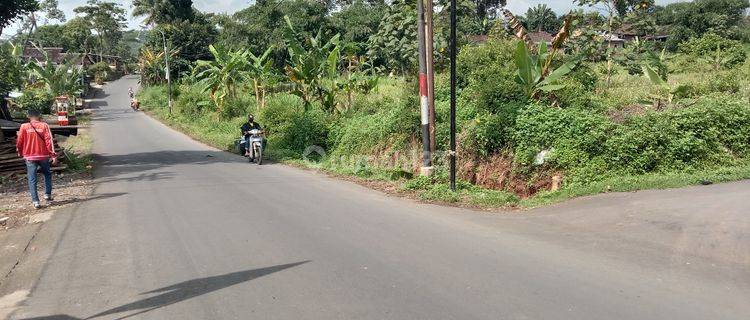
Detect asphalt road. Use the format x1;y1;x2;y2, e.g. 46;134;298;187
2;76;749;319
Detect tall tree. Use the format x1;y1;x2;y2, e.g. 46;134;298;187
524;4;559;33
62;17;95;53
73;0;127;57
330;0;386;56
473;0;506;21
0;0;38;37
18;0;66;42
132;0;194;26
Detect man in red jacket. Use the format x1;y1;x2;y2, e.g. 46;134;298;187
16;109;58;209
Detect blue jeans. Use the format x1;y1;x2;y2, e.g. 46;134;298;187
26;159;52;202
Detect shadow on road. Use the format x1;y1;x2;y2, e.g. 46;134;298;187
46;192;128;208
93;150;277;178
18;261;310;320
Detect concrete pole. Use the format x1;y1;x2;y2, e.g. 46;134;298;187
416;0;433;175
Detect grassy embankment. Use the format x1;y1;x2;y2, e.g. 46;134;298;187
138;40;750;209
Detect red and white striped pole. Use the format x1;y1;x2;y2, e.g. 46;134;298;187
417;0;433;175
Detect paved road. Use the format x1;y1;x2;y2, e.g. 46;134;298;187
2;76;749;319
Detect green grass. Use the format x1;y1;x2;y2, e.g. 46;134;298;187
59;126;94;173
521;163;750;208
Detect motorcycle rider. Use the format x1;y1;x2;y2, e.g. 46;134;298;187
240;114;264;160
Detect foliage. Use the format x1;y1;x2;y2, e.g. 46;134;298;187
655;0;750;40
247;47;277;110
89;61;110;84
0;43;24;95
73;0;127;56
366;0;417;74
138;46;179;85
16;87;54;114
132;0;194;26
523;4;559;33
142;14;218;77
680;33;747;68
213;0;331;67
566;10;607;62
283;16;342;112
640;64;689;106
0;0;38;37
514;41;577;100
330;0;386;57
193;44;253;113
26;46;84;97
457;39;527;112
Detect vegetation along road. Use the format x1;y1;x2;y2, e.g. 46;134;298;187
0;76;748;319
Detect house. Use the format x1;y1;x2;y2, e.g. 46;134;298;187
22;45;122;70
527;31;554;46
602;34;626;49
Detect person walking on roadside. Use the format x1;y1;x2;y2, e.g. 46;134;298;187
16;109;57;209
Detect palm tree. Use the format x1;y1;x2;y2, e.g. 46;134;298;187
192;44;252;112
524;4;558;33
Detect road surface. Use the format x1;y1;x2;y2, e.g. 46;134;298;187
2;76;749;319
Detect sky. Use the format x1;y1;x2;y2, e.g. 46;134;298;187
3;0;691;38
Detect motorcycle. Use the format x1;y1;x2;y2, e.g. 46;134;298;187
241;129;264;164
130;99;140;111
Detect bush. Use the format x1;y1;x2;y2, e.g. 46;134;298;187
604;97;750;174
137;85;168;110
89;62;111;84
329;97;417;157
258;93;303;136
279;108;330;155
16;87;54;114
680;33;747;68
681;70;742;98
458;39;527;112
461;104;521;157
174;84;212;116
513;105;612;169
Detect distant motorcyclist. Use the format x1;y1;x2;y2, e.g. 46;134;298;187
240;114;264;159
128;87;134;99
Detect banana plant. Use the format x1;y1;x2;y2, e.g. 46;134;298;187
193;44;252;112
641;64;689;108
247;47;276;110
514;41;577;100
283;15;342;112
139;47;180;85
26;44;84;98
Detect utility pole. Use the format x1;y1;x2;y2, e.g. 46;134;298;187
158;29;173;114
425;0;436;154
416;0;433;176
449;0;457;191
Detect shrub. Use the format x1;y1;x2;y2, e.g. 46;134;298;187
604;97;750;173
258;93;303;136
461;104;521;157
89;62;111;84
137;85;168;110
174;84;212;116
329;97;417;157
279;108;330;155
16;87;54;114
513;105;612;169
680;33;747;68
458;39;527;112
